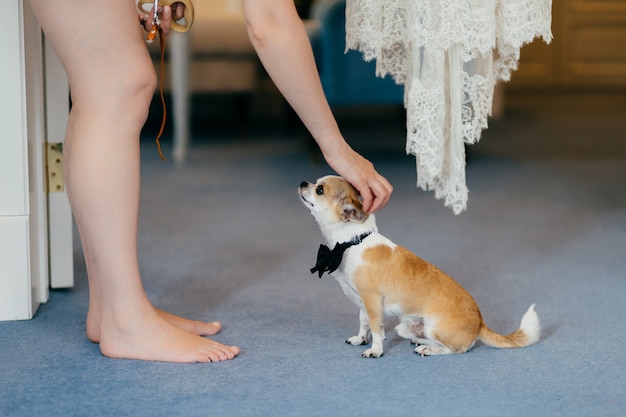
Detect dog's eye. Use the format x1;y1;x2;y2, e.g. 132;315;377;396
316;185;324;195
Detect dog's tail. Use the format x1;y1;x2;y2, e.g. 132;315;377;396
478;304;541;349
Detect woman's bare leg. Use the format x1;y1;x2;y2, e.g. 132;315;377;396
30;0;239;362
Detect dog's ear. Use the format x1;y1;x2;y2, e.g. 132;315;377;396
341;199;369;223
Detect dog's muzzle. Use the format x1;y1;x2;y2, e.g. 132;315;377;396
299;181;313;206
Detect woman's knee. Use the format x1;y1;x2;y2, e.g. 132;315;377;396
72;59;157;124
123;62;158;122
112;57;157;111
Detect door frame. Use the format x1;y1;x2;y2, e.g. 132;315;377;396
0;0;72;321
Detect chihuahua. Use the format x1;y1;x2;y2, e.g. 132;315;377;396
299;175;540;358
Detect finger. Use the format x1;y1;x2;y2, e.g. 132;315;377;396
367;180;393;213
378;180;393;210
139;8;157;32
359;185;374;213
160;6;172;36
370;192;387;213
139;14;148;30
173;2;186;21
368;190;382;214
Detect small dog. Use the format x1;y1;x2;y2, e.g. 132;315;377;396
299;175;540;358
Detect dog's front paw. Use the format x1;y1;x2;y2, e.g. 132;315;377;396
346;336;368;346
361;348;383;358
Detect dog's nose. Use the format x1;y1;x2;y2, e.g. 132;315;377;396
300;181;309;188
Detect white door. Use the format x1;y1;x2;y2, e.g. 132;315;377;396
44;18;73;290
0;0;72;321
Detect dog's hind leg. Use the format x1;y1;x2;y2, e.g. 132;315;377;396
414;342;453;356
346;309;369;346
395;316;425;345
396;319;448;354
415;320;477;356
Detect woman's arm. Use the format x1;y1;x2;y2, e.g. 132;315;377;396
242;0;392;213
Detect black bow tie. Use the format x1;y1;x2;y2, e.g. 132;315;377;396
310;232;372;278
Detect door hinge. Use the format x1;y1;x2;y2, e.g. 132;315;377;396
46;143;64;193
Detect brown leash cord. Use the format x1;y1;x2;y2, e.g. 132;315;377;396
140;0;195;160
155;27;167;161
141;0;196;160
146;20;167;160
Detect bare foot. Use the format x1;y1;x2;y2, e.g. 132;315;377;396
155;308;223;336
98;308;240;363
86;307;222;343
86;308;101;343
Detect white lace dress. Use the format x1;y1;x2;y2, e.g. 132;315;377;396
345;0;553;214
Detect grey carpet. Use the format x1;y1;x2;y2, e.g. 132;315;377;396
1;92;625;417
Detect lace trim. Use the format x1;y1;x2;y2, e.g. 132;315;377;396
345;0;552;214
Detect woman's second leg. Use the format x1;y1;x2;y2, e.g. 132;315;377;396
30;0;239;362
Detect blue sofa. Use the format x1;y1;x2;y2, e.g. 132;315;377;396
308;0;404;108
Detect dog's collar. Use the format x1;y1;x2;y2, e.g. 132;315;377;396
310;232;372;278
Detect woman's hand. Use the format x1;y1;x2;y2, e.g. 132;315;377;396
139;3;185;36
322;141;393;214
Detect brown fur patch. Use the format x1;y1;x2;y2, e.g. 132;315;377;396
320;177;368;223
322;177;362;209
